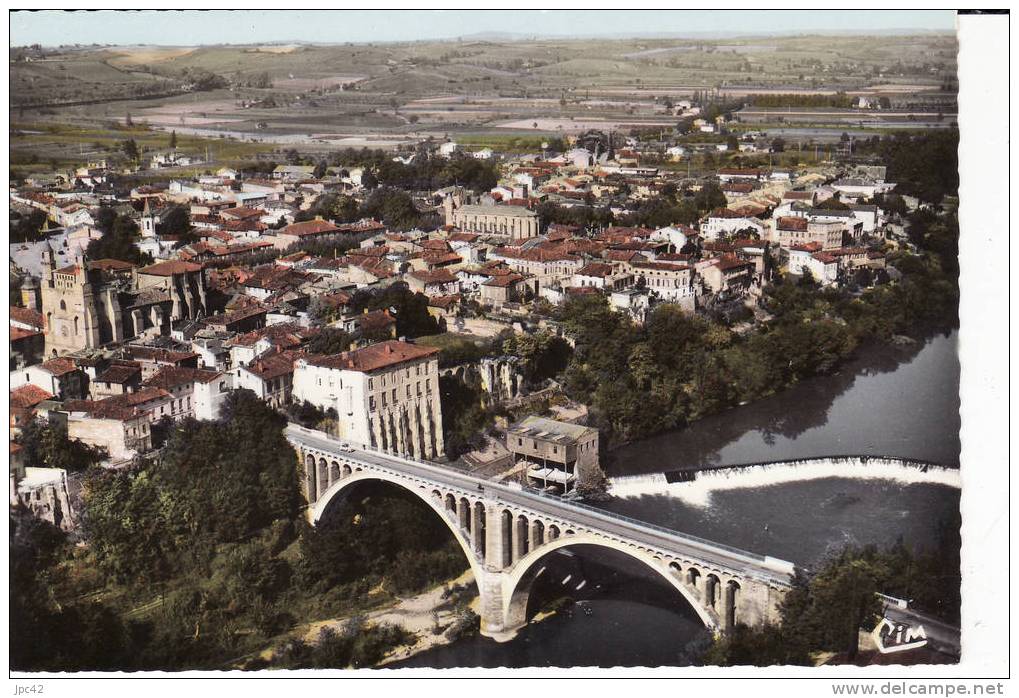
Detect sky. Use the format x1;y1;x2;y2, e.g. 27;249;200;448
10;10;957;48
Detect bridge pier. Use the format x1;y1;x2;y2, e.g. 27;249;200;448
289;426;794;646
477;571;526;642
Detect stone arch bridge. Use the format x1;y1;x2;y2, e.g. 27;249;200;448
287;424;795;642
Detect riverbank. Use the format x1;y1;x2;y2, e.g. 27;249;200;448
273;570;481;668
605;331;960;476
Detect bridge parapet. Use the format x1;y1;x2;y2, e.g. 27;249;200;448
286;424;795;641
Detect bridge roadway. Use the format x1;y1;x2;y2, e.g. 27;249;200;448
287;424;795;587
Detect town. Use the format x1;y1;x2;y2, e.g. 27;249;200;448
9;17;967;674
11;124;944;514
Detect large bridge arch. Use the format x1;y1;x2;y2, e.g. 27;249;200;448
499;532;720;635
310;469;486;587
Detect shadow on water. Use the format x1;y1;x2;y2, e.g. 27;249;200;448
391;547;712;669
606;331;960;476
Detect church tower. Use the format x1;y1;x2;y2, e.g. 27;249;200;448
140;198;156;239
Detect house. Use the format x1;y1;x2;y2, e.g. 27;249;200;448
292;340;445;459
10;305;45;370
506;416;599;494
628;262;696;307
406;269;461;298
234;349;300;409
10;357;87;400
699;256;756;296
121;345;200;380
61;397;153;460
806;251;841;286
91;360;143;399
717;168;764;183
571;262;629;291
609;288;653;325
700;209;766;242
274;219;345;250
480;272;532;308
144;366;227;421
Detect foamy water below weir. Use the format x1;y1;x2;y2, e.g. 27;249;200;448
608;457;962;508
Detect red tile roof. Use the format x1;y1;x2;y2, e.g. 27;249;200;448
243;349;302;381
139;260;203;276
10;326;42;342
777;216;809;231
575;262;616;278
282;219;342;237
304;340;438;373
144;366;221;390
10;306;45;329
410;268;458;285
11;384;54;409
96;361;142;384
40;357;78;376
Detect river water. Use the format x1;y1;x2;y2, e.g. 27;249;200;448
396;332;961;668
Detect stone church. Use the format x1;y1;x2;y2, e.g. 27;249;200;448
39;248;208;357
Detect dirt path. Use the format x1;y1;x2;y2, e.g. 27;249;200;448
299;570;479;666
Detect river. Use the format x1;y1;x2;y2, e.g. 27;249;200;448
395;332;961;668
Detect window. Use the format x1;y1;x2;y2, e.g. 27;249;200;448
518;438;523;446
391;388;397;402
553;446;558;454
368;378;374;390
406;385;411;398
369;396;376;411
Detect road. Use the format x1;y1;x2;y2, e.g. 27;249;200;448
287;425;795;586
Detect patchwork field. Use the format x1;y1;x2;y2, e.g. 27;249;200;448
10;32;958;167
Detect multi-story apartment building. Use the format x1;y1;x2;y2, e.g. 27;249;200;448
293;340;444;459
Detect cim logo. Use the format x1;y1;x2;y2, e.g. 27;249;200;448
872;617;928;654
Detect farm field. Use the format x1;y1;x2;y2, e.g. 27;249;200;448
10;32;957;168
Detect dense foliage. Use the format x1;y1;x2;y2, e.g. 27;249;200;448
704;521;961;666
323;149;500;193
11;391;474;671
15;418;107;472
558;236;958;447
856;130;960;205
349;283;441;339
9;208;49;243
86;208;152;265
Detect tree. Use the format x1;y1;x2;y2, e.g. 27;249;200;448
122;138;139;161
169;130;177;149
361;168;378;190
9;209;49;243
305;327;352;354
16;418;106;472
87;214;149;265
157;206;191;236
313;160;327;179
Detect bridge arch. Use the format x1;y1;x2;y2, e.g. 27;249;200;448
310;469;485;587
499;532;719;634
